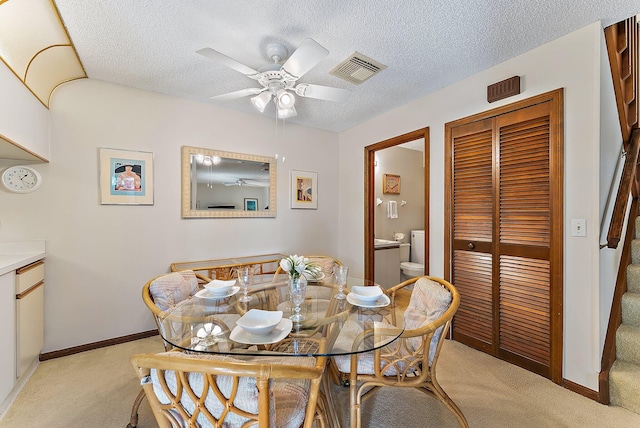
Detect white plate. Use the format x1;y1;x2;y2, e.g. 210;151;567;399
304;271;325;282
230;318;293;345
347;292;391;308
195;286;240;300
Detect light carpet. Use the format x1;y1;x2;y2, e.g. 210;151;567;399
1;336;639;427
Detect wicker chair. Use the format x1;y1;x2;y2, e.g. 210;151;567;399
128;270;215;428
131;338;328;428
332;276;468;428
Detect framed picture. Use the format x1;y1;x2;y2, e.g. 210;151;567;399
244;198;258;211
290;170;318;209
383;173;401;194
99;148;154;205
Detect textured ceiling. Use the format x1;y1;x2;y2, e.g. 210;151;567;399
52;0;640;132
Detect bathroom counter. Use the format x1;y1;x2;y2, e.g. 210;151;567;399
374;239;400;249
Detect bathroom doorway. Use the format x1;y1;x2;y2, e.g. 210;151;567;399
364;128;429;284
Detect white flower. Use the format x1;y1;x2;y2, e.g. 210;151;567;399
279;258;292;272
280;254;319;279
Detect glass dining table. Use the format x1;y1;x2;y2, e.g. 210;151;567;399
158;273;402;355
155;273;404;428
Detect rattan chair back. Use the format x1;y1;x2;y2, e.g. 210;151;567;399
131;338;327;428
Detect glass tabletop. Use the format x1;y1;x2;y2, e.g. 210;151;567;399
156;274;404;357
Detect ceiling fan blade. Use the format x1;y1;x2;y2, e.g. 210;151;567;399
196;47;259;77
210;88;263;101
281;38;329;79
242;179;269;187
295;83;351;103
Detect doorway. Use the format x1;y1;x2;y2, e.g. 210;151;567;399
364;128;430;283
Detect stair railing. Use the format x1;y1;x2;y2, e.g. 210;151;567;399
606;130;640;248
599;16;640;403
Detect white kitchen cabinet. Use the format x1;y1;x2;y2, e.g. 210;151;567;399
15;261;44;378
0;271;16;405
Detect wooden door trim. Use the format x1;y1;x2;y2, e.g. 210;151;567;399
364;128;430;282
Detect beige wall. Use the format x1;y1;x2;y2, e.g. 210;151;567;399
0;78;340;352
338;22;610;390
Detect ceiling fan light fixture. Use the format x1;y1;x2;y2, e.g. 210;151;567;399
251;91;272;112
277;105;297;119
276;89;295;109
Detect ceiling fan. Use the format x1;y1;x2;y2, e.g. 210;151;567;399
224;178;269;187
197;38;351;119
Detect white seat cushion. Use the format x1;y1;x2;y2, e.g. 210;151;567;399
149;270;199;311
309;257;337;277
331;320;407;376
403;278;451;364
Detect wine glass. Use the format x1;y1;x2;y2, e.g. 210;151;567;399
290;276;307;322
334;265;349;300
237;266;252;303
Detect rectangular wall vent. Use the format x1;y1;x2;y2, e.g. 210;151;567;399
330;52;386;85
487;76;521;103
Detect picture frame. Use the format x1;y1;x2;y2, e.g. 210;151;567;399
99;148;154;205
383;173;401;194
244;198;258;211
290;169;318;209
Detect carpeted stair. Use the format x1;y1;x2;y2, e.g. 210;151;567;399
609;216;640;414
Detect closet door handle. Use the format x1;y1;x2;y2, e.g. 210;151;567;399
467;242;475;249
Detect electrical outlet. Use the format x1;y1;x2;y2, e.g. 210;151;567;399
571;219;586;237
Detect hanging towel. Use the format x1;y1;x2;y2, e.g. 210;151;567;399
387;200;398;219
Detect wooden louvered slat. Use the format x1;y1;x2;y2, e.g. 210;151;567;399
452;250;493;345
453;129;492;242
499;116;550;246
499;255;550;365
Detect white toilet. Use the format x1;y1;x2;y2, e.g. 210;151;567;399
400;230;425;279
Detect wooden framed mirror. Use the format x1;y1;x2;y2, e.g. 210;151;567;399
181;146;277;218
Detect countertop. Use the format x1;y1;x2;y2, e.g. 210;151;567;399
374;239;401;249
0;240;46;276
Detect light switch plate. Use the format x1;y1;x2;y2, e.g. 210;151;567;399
571;219;587;237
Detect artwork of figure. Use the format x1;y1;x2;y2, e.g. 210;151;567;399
297;178;312;202
114;164;142;191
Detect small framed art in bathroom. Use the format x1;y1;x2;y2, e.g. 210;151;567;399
383;173;400;194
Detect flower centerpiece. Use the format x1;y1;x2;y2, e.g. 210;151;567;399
279;254;321;280
280;255;319;322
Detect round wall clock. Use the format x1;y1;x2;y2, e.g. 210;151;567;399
1;166;43;193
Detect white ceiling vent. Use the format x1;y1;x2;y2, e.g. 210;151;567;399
330;52;386;85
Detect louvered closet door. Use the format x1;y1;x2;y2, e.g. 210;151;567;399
496;102;553;377
448;92;562;382
450;118;495;353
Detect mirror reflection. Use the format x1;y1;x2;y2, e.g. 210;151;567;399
181;146;277;218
